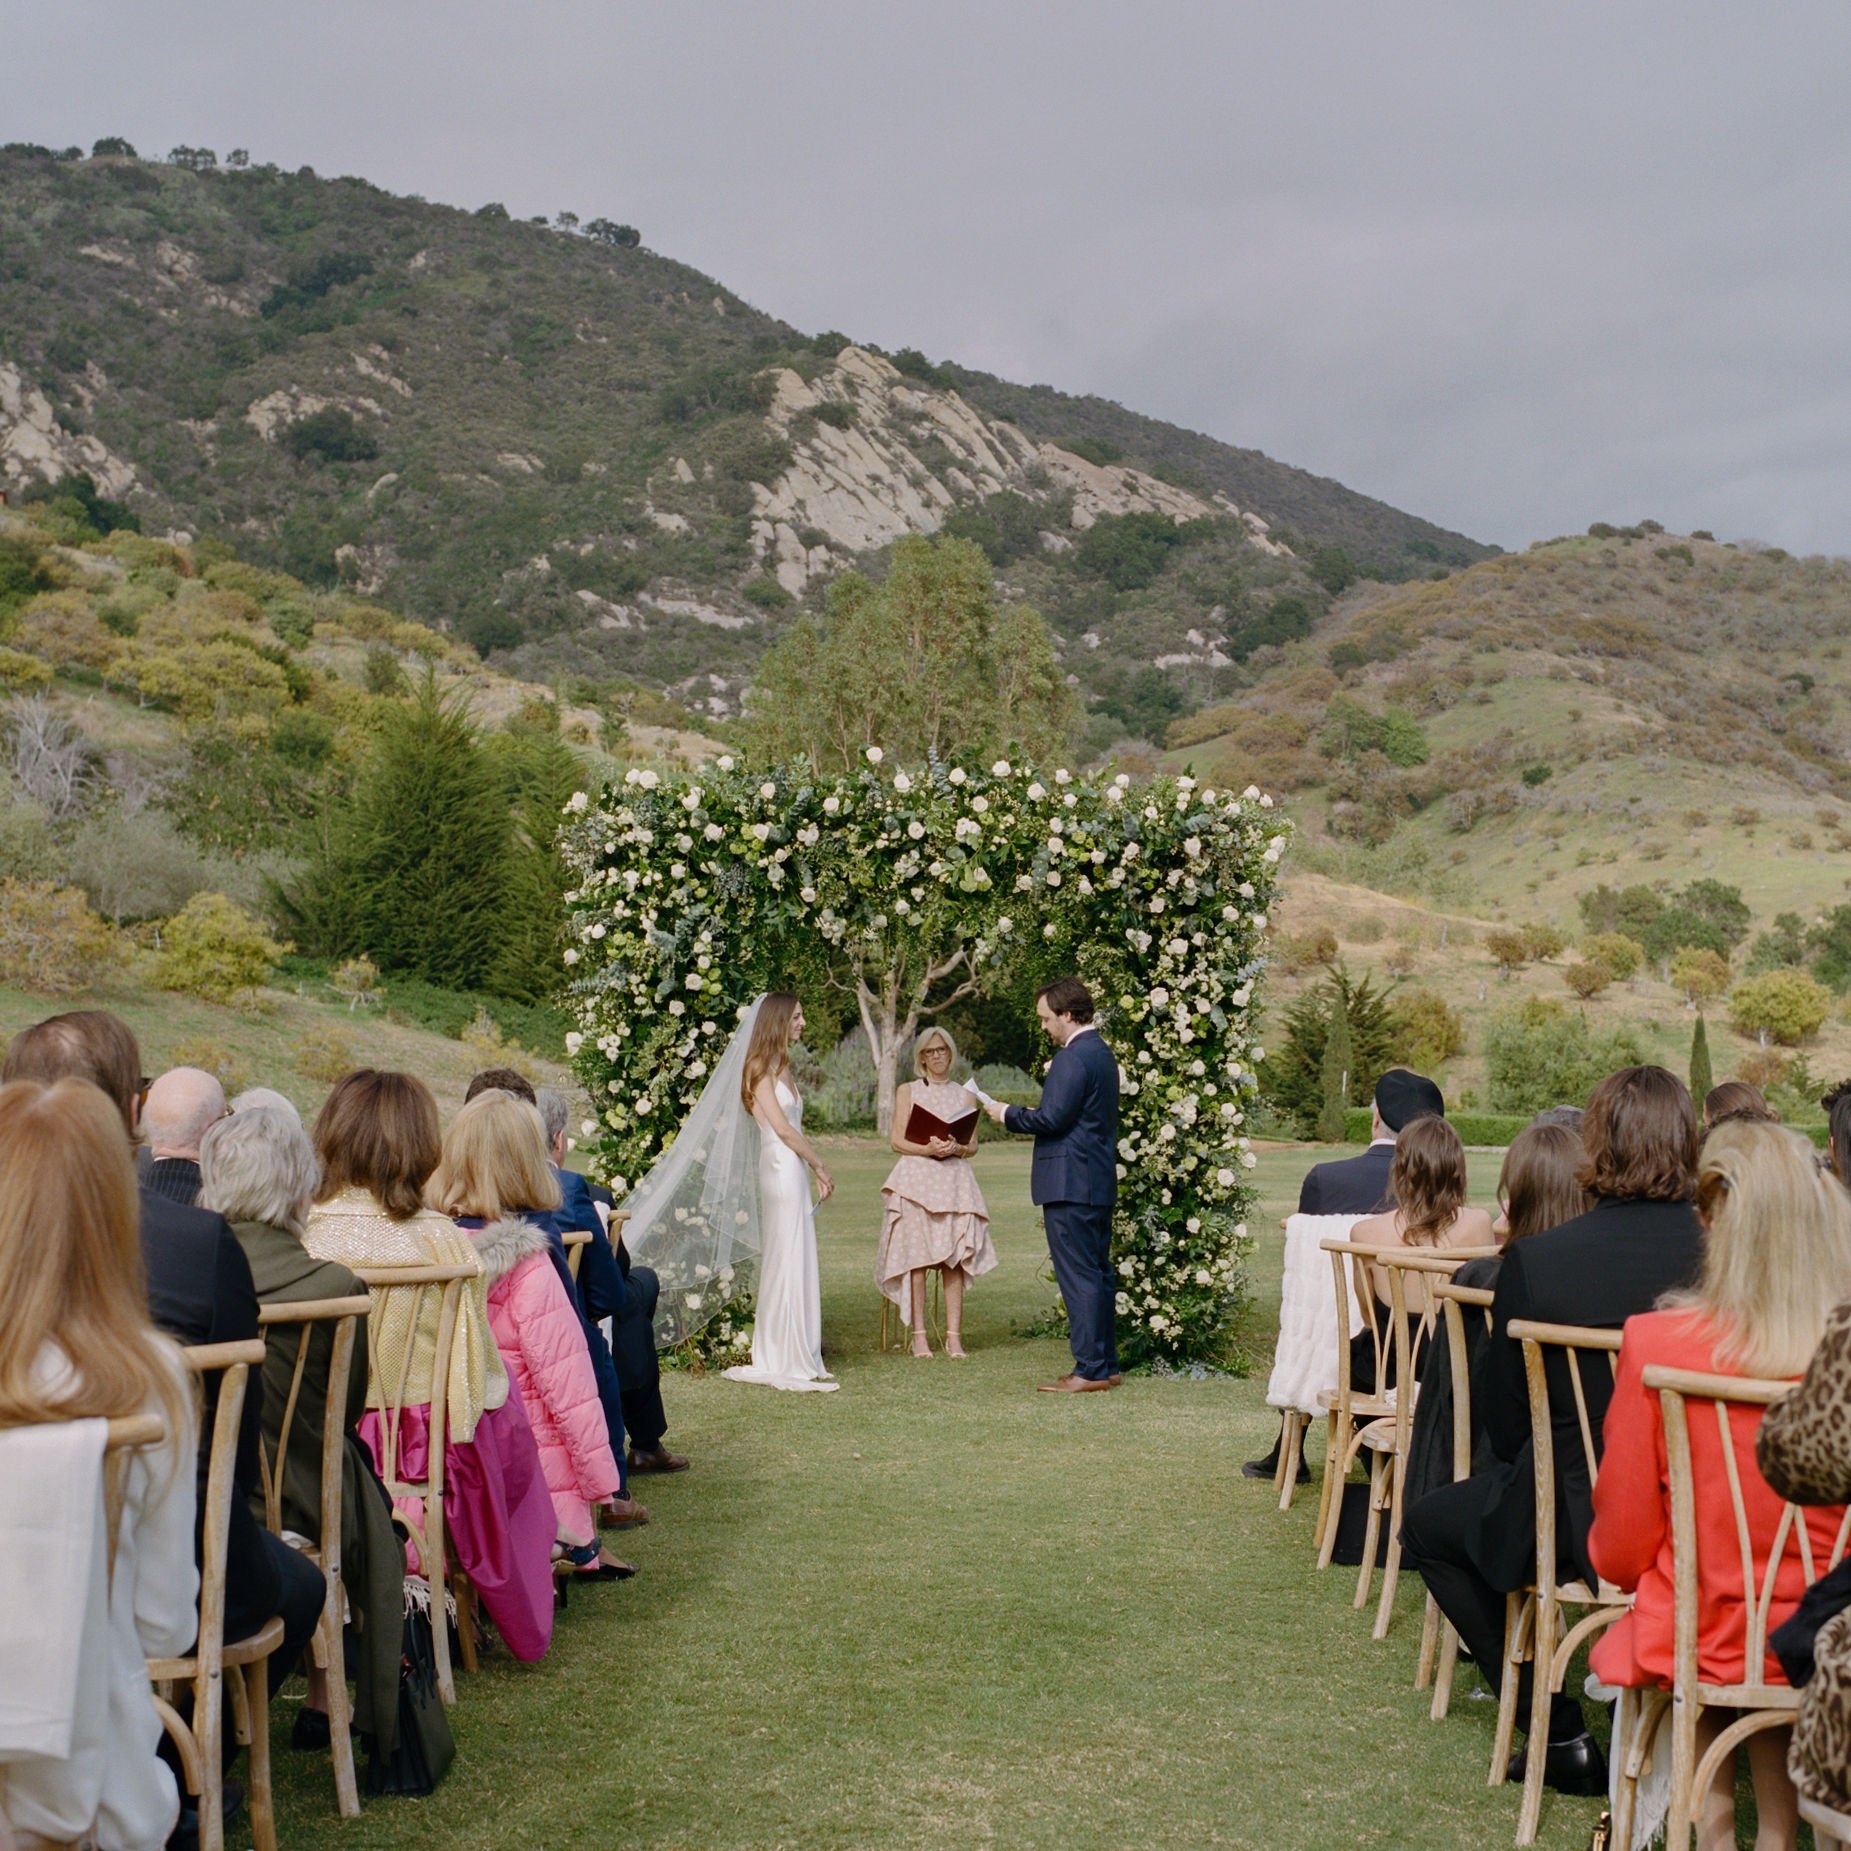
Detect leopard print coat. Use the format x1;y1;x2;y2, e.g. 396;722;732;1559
1757;1296;1851;1815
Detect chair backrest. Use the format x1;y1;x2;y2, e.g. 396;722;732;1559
1322;1239;1498;1410
561;1227;592;1283
1321;1239;1387;1409
254;1295;371;1551
346;1264;474;1562
176;1339;266;1688
1506;1319;1623;1595
1433;1280;1497;1480
1644;1364;1851;1697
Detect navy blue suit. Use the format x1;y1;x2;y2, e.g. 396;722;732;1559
1004;1027;1121;1380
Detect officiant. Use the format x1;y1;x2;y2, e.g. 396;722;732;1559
877;1027;998;1359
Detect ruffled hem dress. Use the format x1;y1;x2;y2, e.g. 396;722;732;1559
876;1082;998;1321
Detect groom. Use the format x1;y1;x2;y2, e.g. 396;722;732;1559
982;976;1121;1393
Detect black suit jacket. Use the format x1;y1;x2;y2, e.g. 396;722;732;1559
1004;1030;1120;1207
139;1185;271;1610
1297;1140;1396;1216
1482;1195;1704;1580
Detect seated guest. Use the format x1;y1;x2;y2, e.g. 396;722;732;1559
1404;1122;1591;1509
1757;1228;1851;1823
1821;1078;1851;1192
463;1069;659;1507
302;1070;557;1662
199;1105;405;1762
141;1067;226;1207
0;1079;199;1851
1401;1066;1705;1792
230;1087;301;1121
1348;1114;1492;1392
1704;1079;1778;1130
1;1015;324;1793
1247;1067;1444;1479
1590;1120;1851;1850
535;1086;687;1477
427;1090;630;1577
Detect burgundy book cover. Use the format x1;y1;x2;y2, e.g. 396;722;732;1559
905;1100;980;1146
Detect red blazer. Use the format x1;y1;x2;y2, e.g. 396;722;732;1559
1589;1309;1845;1688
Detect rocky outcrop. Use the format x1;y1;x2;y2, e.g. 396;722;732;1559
738;346;1287;593
77;240;264;318
0;365;139;498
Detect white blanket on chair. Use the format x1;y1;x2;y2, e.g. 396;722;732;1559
1265;1212;1367;1417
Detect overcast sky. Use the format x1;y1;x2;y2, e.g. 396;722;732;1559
13;1;1851;554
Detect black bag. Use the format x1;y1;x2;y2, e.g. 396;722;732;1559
365;1602;455;1796
1772;1553;1851;1687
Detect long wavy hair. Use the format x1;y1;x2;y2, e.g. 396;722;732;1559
427;1089;563;1221
1388;1115;1468;1246
0;1079;194;1455
1664;1120;1851;1376
1496;1124;1591;1245
741;993;802;1113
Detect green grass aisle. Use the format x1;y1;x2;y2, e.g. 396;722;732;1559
273;1142;1605;1849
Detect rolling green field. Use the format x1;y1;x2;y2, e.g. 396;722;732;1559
268;1138;1625;1851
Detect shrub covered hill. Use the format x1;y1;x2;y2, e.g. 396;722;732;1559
1165;528;1851;1126
0;142;1488;747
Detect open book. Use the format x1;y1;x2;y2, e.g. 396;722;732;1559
905;1098;981;1146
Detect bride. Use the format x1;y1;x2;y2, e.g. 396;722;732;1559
621;992;839;1391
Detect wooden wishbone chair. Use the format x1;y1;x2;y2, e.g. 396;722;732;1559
1801;1794;1851;1850
1610;1367;1851;1851
561;1226;592;1284
1498;1319;1628;1847
1361;1247;1499;1639
347;1261;475;1706
1313;1239;1397;1569
255;1294;372;1818
147;1339;280;1851
1419;1279;1497;1718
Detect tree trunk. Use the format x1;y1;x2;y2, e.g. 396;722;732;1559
858;971;913;1139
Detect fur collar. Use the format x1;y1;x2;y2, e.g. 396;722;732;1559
467;1215;552;1285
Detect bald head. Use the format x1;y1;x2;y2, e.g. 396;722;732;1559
144;1067;227;1161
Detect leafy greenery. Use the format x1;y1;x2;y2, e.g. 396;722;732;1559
1259;967;1408;1136
1482;997;1643;1116
151;890;286;1004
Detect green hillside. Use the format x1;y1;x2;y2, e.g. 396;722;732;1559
0;143;1492;742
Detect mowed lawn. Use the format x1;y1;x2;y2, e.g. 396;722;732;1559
271;1139;1617;1850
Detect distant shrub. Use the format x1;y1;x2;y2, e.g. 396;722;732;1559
741;576;791;610
0;648;52;690
1484;998;1644;1116
1587;522;1618;539
1348;913;1386;944
459;1006;541;1080
812;400;854;429
1392;989;1464;1067
1565;962;1611;1000
285;408;378;465
1581;932;1642;983
330;955;382;1010
1073;511;1192;592
1520;923;1568;963
1659;543;1694;565
1521;764;1553;787
168;1036;253;1097
293;1023;358;1084
1729;970;1831;1047
1484;928;1531;975
1273;927;1338;972
1327;641;1366;673
152;892;286;1005
0;880;126;996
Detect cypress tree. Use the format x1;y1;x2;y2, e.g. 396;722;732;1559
1318;989;1354;1144
1690;1014;1714;1106
280;678;521;991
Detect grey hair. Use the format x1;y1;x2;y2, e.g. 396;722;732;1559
534;1087;571;1146
913;1025;958;1077
230;1086;302;1126
198;1106;321;1236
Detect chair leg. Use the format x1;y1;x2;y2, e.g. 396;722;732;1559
1666;1691;1700;1851
1416;1590;1440;1690
1431;1621;1460;1722
243;1664;277;1851
1355;1450;1387;1610
1315;1413;1346;1569
198;1667;225;1851
1275;1412;1306;1512
1490;1592;1529;1787
1516;1591;1556;1846
1372;1512;1402;1641
451;1570;480;1674
318;1592;361;1818
425;1492;456;1706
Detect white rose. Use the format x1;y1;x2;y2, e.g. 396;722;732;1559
669;999;686;1016
685;1293;703;1311
1104;785;1124;805
565;1031;583;1053
562;948;579;965
567;790;589;813
800;886;817;902
823;796;841;814
704;822;724;841
894;772;913;793
971;795;990;813
1216;1168;1235;1187
997;916;1014;933
1027;781;1046;800
589;922;607;939
949;766;967;784
1055;768;1072;784
907;820;926;839
866;745;884;763
759;781;777;799
1046;870;1061;886
685;974;704;990
991;760;1011;776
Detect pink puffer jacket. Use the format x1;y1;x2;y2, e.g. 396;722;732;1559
466;1216;619;1546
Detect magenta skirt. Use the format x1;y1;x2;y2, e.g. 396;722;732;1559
359;1383;557;1663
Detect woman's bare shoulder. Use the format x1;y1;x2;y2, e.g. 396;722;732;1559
1449;1207;1496;1244
1351;1209;1399;1243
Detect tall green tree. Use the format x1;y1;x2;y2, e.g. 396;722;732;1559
278;679;523;992
740;534;1076;771
1689;1015;1714;1104
488;703;583;1001
1318;990;1353;1143
1260;967;1406;1137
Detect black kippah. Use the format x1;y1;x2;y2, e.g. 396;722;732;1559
1375;1067;1444;1131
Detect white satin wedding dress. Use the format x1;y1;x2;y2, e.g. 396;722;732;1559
723;1079;837;1392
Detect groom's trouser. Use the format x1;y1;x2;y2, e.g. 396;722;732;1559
1044;1199;1118;1380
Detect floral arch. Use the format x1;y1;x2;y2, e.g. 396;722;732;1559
558;753;1287;1367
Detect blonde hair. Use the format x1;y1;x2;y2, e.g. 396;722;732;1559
913;1026;957;1078
741;993;801;1113
426;1088;563;1221
0;1080;194;1453
1666;1120;1851;1376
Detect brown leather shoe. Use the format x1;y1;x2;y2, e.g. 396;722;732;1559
1037;1373;1115;1393
598;1494;651;1529
627;1444;690;1475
